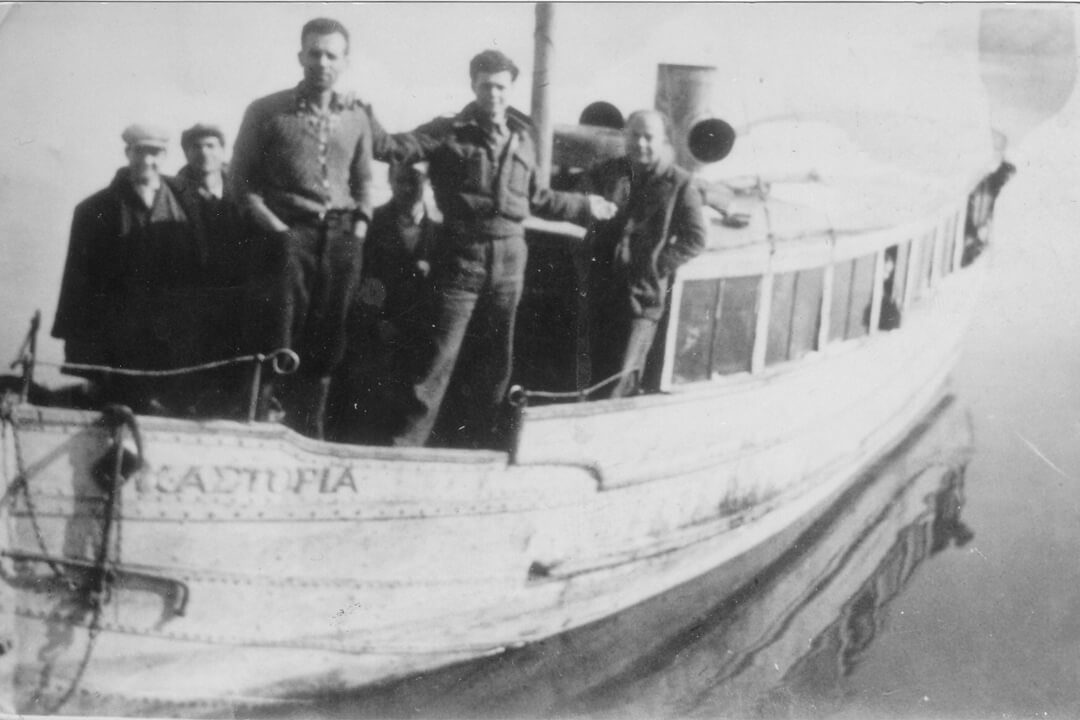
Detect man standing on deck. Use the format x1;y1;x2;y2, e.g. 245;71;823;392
374;49;618;449
52;124;208;414
580;109;706;398
329;161;440;444
230;17;381;438
175;123;248;415
177;123;230;206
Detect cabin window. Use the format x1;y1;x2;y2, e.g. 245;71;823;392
828;253;875;342
672;275;760;383
766;268;824;366
912;231;935;299
891;242;911;309
877;246;903;331
672;279;718;383
961;189;987;267
713;276;760;375
940;214;958;276
934;219;949;278
924;231;941;287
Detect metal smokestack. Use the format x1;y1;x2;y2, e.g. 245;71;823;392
655;64;715;171
655;64;734;172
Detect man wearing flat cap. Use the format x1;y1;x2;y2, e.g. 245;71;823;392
175;123;250;413
178;123;229;202
177;123;235;270
52;123;209;414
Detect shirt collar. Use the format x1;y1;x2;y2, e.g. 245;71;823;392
393;199;426;226
628;155;673;184
293;82;351;113
454;102;530;135
111;167;160;204
177;165;226;199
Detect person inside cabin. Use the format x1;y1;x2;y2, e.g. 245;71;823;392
863;245;902;333
961;159;1016;267
328;161;439;444
52;123;210;415
579;109;707;398
367;49;618;449
229;17;384;439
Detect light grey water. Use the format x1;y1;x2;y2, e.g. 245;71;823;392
2;4;1080;718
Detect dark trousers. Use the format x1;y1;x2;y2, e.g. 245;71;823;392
250;213;362;437
394;233;526;448
609;317;660;398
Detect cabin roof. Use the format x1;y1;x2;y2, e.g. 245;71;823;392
700;115;998;246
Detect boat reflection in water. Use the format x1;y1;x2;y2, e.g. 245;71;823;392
286;393;974;719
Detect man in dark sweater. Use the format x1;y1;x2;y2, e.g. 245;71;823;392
330;162;439;444
230;18;383;437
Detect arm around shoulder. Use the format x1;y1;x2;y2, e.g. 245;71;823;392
369;109;448;165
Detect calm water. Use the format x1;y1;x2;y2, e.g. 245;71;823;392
2;5;1080;719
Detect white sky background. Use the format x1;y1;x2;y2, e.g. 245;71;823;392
0;2;1074;380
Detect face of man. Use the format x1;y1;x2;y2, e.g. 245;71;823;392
625;113;670;171
471;70;514;123
184;136;225;176
391;165;427;207
298;31;349;93
125;145;165;185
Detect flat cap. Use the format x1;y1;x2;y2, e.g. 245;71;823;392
180;123;226;151
121;123;170;150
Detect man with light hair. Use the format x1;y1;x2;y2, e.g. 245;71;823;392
580;108;706;397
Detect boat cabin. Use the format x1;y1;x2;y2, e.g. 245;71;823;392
514;158;1004;405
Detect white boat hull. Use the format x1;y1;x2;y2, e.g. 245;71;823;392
0;259;984;715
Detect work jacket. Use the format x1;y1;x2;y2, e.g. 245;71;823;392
52;170;209;370
375;103;591;237
581;157;707;320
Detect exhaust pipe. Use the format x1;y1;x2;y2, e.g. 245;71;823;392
550;64;736;174
655;64;736;170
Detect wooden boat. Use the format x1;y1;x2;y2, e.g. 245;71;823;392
0;131;1003;718
314;391;974;718
0;5;1057;717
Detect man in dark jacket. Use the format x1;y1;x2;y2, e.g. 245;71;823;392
580;109;707;398
176;123;250;415
330;161;439;444
52;123;209;414
177;123;229;205
373;49;617;448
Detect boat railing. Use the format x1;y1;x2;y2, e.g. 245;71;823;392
7;310;40;405
7;324;300;423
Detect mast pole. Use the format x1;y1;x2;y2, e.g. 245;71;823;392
531;2;555;189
